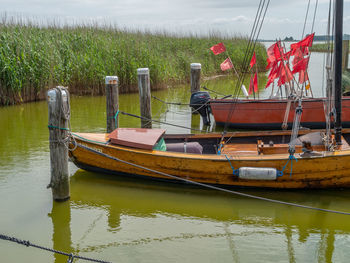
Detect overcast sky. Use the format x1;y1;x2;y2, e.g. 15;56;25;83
1;0;349;39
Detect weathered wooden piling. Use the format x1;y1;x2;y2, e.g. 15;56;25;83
343;40;349;70
137;68;152;128
47;86;70;201
190;63;201;114
190;63;201;94
105;76;119;133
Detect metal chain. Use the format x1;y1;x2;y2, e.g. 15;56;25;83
0;234;112;263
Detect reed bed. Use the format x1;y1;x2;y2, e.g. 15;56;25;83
0;21;266;105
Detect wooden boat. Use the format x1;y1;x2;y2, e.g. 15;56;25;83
204;1;349;130
210;97;350;129
69;0;348;189
69;128;350;189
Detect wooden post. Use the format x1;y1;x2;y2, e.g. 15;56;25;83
343;40;349;70
105;76;119;133
190;63;201;114
47;86;70;201
137;68;152;128
190;63;201;94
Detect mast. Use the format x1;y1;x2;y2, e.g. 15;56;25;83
334;0;343;144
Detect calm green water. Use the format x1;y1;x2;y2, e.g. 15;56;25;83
1;70;350;263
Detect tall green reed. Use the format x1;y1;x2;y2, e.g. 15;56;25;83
0;21;266;105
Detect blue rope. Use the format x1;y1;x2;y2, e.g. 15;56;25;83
277;154;298;177
217;142;224;155
224;154;239;176
48;125;69;131
113;110;119;129
107;110;120;129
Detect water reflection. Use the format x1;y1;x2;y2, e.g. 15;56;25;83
2;58;350;262
49;201;73;263
51;169;350;262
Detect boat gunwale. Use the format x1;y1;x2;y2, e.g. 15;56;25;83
72;132;350;162
209;96;350;104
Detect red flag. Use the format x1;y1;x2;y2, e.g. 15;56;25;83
249;73;258;95
292;57;309;74
292;47;304;66
273;41;284;61
265;63;279;88
266;41;284;68
290;33;315;52
250;52;256;68
220;58;233;71
210;42;226;55
266;42;278;64
299;70;309;84
283;50;292;61
278;64;293;86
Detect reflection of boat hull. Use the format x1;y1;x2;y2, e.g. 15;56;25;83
210;97;350;129
70;169;350;232
69;131;350;189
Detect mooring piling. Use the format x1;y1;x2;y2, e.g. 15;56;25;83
47;86;70;201
190;63;201;94
137;68;152;128
105;76;119;133
190;63;201;114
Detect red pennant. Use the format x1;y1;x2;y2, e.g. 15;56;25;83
210;42;226;55
292;57;309;74
291;33;315;52
220;58;233;71
265;62;280;88
253;72;258;92
299;70;309;84
273;41;284;62
278;64;293;86
266;41;284;68
250;52;256;68
249;73;258;95
292;47;304;66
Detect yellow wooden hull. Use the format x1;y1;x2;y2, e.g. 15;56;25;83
69;132;350;189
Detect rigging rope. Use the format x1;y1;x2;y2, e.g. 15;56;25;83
119;111;207;132
302;0;311;39
220;0;271;145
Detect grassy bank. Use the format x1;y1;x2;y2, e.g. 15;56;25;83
0;22;267;105
311;42;350;52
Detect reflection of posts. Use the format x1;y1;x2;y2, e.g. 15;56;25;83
47;87;70;201
107;206;122;231
105;76;119;133
49;201;73;263
137;68;152;128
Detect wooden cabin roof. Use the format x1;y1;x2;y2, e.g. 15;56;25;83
108;128;166;150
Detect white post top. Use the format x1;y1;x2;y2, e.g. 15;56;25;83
105;76;118;85
137;68;149;75
191;63;201;70
47;89;57;102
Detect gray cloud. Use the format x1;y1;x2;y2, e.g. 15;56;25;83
0;0;349;39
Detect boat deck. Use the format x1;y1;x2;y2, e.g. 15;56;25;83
72;132;350;157
221;136;350;156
